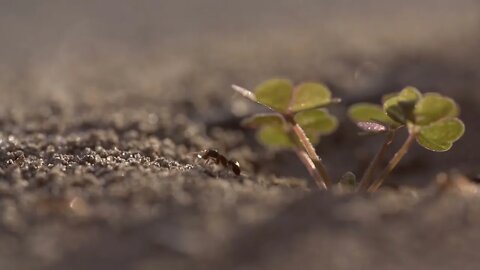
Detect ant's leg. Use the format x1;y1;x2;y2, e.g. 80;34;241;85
205;158;213;165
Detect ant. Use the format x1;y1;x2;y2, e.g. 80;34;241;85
196;149;241;176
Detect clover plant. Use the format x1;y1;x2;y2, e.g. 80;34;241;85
232;79;339;190
349;86;465;191
234;80;465;192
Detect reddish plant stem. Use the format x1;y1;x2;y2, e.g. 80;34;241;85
295;149;327;190
357;130;397;191
367;132;417;192
285;115;332;188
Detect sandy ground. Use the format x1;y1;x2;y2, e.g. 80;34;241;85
1;1;480;269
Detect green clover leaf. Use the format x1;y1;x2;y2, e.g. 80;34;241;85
254;79;293;112
242;113;294;148
289;82;333;112
413;93;459;125
257;124;295;148
383;86;422;123
294;109;338;145
416;118;465;152
348;103;400;127
294;109;338;135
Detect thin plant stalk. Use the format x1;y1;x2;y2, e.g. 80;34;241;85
287;127;329;190
357;130;397;191
295;149;327;190
367;131;417;192
286;116;332;187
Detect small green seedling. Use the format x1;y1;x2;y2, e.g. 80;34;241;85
349;86;465;191
233;80;465;192
233;79;339;190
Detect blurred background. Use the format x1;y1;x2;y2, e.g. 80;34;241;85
1;0;479;102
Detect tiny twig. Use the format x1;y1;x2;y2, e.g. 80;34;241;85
295;149;327;190
367;131;417;192
357;130;397;191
